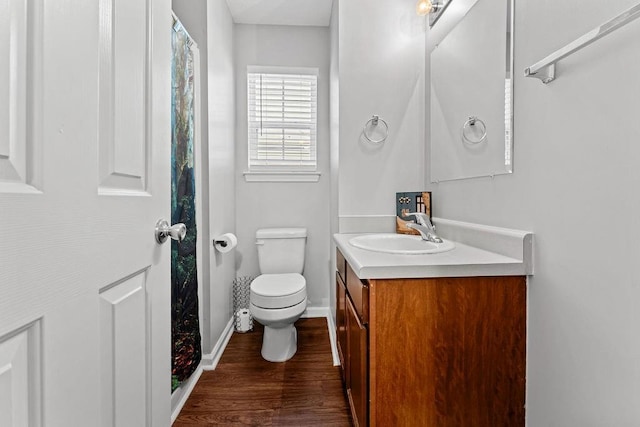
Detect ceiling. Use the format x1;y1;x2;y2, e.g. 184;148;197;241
225;0;334;27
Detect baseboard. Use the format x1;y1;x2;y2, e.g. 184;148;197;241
170;317;234;424
325;310;340;366
301;306;329;319
170;365;204;424
202;317;235;371
301;306;340;366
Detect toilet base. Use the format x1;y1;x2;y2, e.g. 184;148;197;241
261;324;298;362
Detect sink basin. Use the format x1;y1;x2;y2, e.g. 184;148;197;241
349;233;455;255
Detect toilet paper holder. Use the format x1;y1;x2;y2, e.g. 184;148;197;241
213;232;238;253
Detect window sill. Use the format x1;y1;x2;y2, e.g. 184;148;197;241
243;171;321;183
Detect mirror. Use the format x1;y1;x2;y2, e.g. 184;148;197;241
429;0;514;182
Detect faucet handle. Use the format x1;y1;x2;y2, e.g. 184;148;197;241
405;212;430;226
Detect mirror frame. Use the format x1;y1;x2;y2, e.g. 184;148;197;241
429;0;453;27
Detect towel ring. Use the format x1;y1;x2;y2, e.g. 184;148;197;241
461;116;487;144
363;115;389;144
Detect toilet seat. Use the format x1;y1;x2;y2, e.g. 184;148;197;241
251;273;306;309
250;298;307;323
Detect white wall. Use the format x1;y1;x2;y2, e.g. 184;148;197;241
234;24;332;308
206;0;236;349
337;0;426;231
426;0;640;423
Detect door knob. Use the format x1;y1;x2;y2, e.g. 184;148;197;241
155;219;187;244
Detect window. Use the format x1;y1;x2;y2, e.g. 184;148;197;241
247;67;318;173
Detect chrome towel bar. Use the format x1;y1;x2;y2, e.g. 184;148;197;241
525;3;640;84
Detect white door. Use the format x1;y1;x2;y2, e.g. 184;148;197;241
0;0;173;426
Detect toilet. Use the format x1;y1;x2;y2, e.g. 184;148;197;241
250;228;308;362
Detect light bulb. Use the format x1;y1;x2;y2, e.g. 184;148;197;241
416;0;433;16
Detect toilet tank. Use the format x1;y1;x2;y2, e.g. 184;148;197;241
256;228;307;274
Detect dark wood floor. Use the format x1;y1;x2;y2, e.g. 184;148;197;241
174;318;353;426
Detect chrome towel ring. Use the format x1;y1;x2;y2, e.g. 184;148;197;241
363;115;389;144
461;116;487;144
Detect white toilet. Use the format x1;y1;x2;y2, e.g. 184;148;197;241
250;228;308;362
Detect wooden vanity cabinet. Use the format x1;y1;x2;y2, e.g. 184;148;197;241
335;249;526;427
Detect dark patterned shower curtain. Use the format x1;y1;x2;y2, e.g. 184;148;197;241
171;17;201;392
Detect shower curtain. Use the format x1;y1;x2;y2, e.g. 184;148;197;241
171;16;201;392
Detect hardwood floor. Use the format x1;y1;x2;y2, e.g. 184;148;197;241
174;318;353;426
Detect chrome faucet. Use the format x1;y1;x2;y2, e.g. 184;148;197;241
405;212;443;243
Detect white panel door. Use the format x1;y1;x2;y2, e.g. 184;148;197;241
0;0;173;426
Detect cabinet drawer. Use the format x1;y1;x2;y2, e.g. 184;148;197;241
346;262;369;324
336;249;346;283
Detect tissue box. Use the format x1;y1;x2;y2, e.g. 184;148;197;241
396;191;432;235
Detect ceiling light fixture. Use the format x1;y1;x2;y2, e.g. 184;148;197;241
416;0;441;16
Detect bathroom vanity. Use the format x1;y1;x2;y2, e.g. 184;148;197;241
334;219;532;427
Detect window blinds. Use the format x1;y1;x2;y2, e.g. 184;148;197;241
247;71;318;170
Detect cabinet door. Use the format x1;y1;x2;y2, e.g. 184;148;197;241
336;273;348;384
347;297;368;427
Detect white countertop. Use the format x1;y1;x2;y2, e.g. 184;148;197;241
334;219;534;279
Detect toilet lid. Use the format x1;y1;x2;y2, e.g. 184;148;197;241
251;273;307;309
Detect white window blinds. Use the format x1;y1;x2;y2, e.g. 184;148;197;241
247;70;318;170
